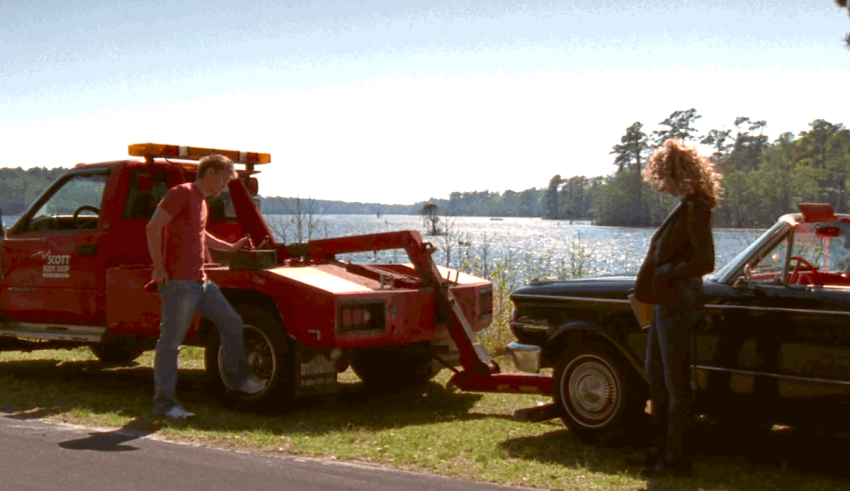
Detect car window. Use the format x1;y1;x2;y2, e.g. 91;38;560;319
791;222;850;274
712;219;790;283
790;223;825;270
23;172;109;232
748;233;790;284
747;222;850;285
124;169;170;220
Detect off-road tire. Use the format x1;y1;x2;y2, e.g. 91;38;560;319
553;341;647;444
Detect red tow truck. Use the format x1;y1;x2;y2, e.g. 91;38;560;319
0;144;552;408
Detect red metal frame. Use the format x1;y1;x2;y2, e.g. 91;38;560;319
278;230;553;394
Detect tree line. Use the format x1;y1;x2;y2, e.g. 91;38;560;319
585;111;850;227
419;112;850;228
0;167;67;215
4;112;849;230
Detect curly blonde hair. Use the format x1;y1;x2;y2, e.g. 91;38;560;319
643;139;722;208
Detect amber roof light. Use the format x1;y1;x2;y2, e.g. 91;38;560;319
128;143;271;165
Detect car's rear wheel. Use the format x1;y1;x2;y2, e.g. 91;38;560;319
204;305;292;410
350;347;440;391
553;341;647;444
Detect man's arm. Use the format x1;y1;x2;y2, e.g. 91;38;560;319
205;232;249;252
146;207;175;284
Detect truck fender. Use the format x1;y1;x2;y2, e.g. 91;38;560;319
544;320;646;381
197;288;291;353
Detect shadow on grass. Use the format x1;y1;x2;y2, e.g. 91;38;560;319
499;420;850;489
0;358;490;436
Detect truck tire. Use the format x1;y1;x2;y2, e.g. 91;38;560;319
89;339;145;364
553;341;647;444
350;348;440;391
204;305;292;410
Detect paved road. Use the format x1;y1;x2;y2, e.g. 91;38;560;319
0;412;528;491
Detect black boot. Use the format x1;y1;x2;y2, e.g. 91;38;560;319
625;444;662;469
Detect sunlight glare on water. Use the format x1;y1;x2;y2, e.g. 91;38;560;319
265;214;763;279
2;213;761;281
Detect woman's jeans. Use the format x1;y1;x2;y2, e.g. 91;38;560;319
153;279;248;414
645;277;701;462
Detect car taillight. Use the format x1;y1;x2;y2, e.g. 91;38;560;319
338;302;385;334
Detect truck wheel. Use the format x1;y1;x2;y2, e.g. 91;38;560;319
553;342;646;444
350;349;439;391
204;305;291;410
89;340;145;364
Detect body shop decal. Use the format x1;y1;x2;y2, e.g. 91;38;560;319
32;250;71;278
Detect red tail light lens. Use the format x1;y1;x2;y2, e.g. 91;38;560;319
338;302;385;334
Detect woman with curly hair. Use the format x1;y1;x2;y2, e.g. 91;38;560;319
633;139;722;475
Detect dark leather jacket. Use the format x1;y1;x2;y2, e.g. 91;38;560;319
634;193;714;308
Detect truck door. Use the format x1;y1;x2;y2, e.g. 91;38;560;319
0;168;111;325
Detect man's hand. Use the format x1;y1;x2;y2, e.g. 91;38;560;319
231;236;251;252
152;265;169;285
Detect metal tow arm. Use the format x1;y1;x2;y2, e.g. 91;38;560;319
291;230;554;396
400;232;553;396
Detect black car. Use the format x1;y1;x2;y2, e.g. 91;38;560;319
506;203;850;442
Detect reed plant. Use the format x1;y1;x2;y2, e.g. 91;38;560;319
455;234;590;356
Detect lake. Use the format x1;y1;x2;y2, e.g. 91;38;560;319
265;214;762;281
2;213;762;281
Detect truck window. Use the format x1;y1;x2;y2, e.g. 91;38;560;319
124;169;170;220
207;192;236;222
23;171;110;233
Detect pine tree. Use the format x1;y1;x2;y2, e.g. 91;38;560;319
611;122;651;225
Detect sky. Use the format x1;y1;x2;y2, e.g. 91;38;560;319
2;0;848;204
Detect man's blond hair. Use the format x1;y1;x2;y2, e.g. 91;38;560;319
198;154;235;179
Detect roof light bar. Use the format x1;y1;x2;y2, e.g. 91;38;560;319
128;143;271;165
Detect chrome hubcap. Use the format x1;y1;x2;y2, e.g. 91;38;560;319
562;355;619;427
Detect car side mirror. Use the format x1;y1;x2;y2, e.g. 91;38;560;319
733;264;752;289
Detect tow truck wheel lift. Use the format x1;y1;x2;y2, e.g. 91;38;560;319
280;230;559;422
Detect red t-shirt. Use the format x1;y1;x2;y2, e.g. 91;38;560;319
158;183;208;281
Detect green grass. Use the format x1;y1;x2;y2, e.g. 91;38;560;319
2;347;850;491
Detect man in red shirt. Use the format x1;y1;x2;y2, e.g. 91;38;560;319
146;154;262;419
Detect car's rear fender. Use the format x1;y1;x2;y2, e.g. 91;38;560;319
545;320;646;381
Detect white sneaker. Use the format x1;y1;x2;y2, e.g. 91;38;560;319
156;406;195;420
237;375;267;395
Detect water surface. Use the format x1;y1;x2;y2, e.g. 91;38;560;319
2;213;762;280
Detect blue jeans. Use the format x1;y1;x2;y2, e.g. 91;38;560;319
645;278;701;462
153;280;248;414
